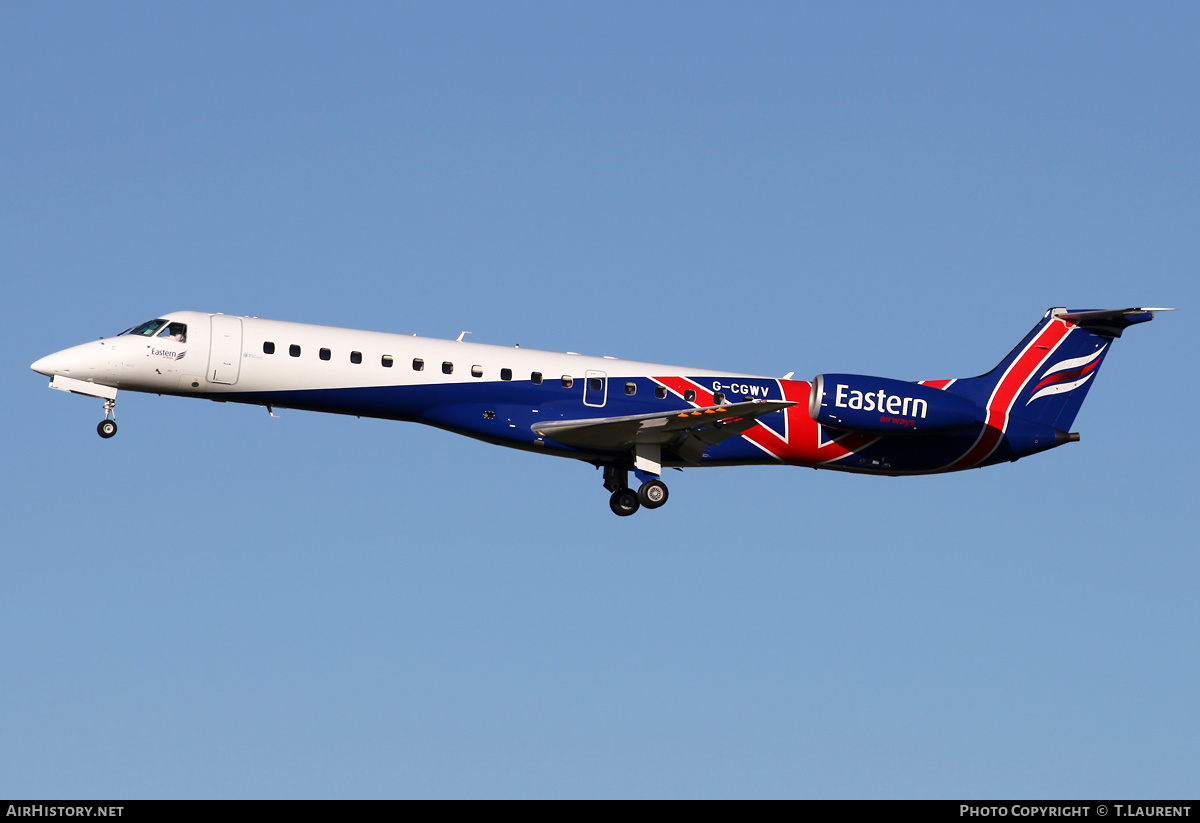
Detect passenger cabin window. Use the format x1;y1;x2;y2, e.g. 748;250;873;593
589;378;603;392
290;345;301;357
531;372;543;385
684;389;696;402
412;358;424;371
263;342;275;355
350;351;362;364
471;365;483;378
319;348;331;361
655;386;667;399
381;355;393;368
501;368;512;381
561;376;573;388
713;392;725;405
442;361;454;374
158;322;187;343
625;382;637;395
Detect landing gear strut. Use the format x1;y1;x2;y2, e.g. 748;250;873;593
97;398;117;439
602;465;669;516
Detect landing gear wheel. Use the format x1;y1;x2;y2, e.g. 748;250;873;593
97;420;117;439
609;488;640;517
637;479;669;509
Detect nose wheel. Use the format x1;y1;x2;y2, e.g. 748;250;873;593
97;398;117;438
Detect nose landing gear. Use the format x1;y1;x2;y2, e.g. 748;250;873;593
97;398;117;439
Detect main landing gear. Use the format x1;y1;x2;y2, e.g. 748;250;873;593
97;398;117;439
603;466;669;517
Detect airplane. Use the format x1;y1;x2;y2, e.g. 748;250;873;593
31;306;1170;516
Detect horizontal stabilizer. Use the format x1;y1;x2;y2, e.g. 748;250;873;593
1055;307;1174;338
532;399;795;457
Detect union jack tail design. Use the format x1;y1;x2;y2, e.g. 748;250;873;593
920;307;1168;471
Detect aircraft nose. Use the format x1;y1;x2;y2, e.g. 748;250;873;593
31;352;63;376
31;340;118;381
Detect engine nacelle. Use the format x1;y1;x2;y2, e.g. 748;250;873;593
809;374;981;434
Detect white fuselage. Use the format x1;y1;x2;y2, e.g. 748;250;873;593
32;311;786;465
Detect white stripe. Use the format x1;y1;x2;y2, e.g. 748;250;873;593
1039;344;1107;378
1026;372;1095;404
931;319;1070;472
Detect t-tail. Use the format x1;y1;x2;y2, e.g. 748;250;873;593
927;306;1172;466
806;306;1171;470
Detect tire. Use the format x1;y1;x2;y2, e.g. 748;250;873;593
609;488;640;516
97;420;117;439
637;479;669;509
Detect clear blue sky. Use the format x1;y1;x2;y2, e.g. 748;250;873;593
3;2;1197;798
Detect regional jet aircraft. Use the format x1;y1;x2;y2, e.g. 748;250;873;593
31;307;1169;515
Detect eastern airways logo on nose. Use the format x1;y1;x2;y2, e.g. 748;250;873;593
151;348;187;361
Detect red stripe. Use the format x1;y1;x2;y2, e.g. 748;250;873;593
1029;356;1101;394
653;375;787;459
943;320;1072;471
651;376;879;464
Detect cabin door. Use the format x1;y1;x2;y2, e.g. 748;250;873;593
583;370;607;407
208;315;243;385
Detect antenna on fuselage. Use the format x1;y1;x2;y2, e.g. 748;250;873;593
456;331;471;342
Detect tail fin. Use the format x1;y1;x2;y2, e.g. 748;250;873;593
939;307;1171;433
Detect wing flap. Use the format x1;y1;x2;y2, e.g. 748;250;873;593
531;399;796;456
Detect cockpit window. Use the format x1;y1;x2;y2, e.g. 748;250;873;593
123;319;168;337
157;322;187;343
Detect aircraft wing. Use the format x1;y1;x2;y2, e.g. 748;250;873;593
532;399;796;462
